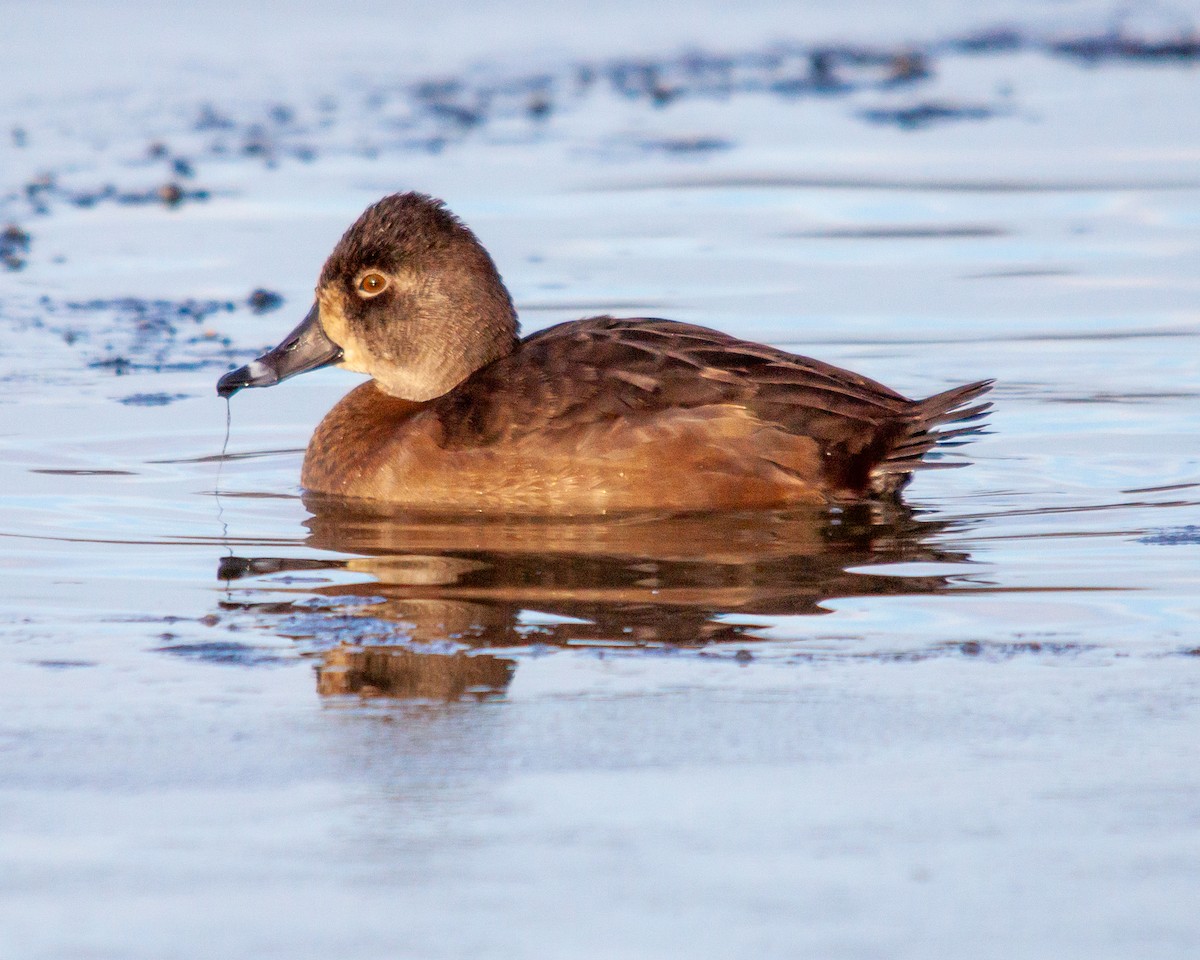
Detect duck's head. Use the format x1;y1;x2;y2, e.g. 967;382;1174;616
217;192;519;401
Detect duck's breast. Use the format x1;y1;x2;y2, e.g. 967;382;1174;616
305;381;827;511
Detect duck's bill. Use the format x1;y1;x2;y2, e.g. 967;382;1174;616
217;303;343;398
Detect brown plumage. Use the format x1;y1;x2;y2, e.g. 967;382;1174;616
217;192;992;513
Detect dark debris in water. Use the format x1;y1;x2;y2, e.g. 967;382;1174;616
145;141;197;179
1137;525;1200;546
592;134;734;159
9;294;280;380
194;103;237;132
950;27;1027;54
860;101;1002;130
76;181;211;210
246;288;284;314
634;135;732;155
117;392;191;407
17;173;212;217
1052;29;1200;63
2;223;31;271
32;659;96;669
764;637;1092;665
953;638;1084;659
30;468;135;476
62;296;236;323
154;640;292;667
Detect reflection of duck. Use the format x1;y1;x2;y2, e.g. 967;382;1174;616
218;192;991;512
218;500;975;699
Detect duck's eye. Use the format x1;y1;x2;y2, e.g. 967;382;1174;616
357;272;389;297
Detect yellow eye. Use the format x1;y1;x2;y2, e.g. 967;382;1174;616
357;272;388;297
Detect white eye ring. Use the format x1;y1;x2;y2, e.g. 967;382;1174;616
356;271;390;298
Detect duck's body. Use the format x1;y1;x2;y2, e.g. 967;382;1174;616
218;193;991;513
301;315;989;511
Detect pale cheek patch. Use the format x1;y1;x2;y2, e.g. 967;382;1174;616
317;291;362;371
336;342;371;375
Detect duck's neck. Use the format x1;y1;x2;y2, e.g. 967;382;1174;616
373;294;519;402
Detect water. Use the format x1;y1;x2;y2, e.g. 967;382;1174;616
2;2;1199;957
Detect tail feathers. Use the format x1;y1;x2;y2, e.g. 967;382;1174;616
872;379;994;486
915;379;995;426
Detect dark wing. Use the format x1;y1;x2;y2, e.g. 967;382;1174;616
434;317;991;492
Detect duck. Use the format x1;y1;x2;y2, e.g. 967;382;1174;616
217;191;992;513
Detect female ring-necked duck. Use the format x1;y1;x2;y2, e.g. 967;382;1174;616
217;192;991;512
